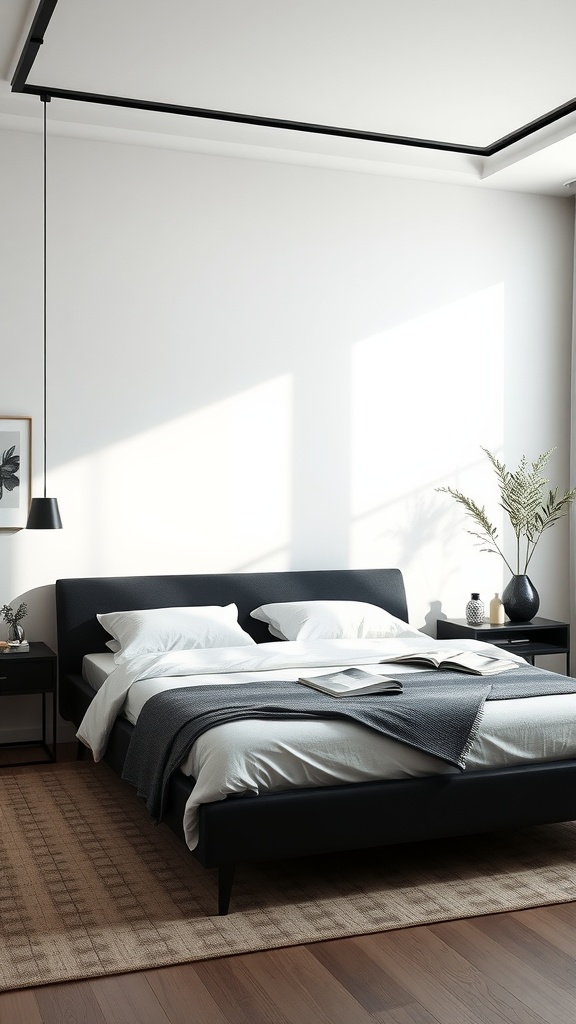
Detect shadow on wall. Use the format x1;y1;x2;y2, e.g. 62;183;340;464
423;600;447;638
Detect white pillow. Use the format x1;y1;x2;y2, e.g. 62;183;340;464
250;600;422;641
105;639;121;653
98;604;256;663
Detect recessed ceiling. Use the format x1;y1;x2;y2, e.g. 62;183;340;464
3;0;576;196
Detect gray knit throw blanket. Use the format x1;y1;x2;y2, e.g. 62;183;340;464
121;665;576;822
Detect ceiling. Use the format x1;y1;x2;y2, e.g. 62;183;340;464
2;0;576;196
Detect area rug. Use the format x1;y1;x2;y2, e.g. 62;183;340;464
1;762;575;992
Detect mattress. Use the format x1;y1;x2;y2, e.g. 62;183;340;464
80;640;576;850
83;652;116;690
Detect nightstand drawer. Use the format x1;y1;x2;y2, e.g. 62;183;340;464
0;658;55;694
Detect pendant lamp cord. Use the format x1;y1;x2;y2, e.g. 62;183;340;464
25;94;62;529
41;94;50;498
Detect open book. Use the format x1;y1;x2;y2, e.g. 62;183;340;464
380;648;519;676
297;667;403;697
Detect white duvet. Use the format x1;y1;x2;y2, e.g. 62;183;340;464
77;637;576;850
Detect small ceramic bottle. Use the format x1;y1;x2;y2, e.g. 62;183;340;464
489;592;505;625
465;592;485;625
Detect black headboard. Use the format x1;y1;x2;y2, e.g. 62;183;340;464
55;567;408;677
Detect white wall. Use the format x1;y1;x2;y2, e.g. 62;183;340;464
0;126;574;740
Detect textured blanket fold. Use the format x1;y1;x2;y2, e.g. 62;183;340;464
121;664;576;822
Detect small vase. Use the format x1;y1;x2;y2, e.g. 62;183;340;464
8;623;25;644
489;592;505;625
502;575;539;622
465;593;485;625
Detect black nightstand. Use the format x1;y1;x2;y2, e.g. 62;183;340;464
0;641;57;766
436;617;570;674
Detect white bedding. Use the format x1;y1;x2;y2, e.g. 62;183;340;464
77;637;576;851
83;652;116;691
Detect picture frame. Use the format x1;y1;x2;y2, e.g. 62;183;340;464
0;417;31;530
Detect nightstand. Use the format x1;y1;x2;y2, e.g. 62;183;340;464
436;617;570;674
0;642;57;766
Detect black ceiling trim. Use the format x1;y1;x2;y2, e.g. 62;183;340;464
15;82;487;155
11;0;576;160
10;0;58;94
486;96;576;156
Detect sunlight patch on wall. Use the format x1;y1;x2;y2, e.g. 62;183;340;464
349;285;505;620
48;375;293;577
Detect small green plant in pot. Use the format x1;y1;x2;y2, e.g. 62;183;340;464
436;448;576;621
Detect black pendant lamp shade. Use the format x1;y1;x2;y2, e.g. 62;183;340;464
27;95;62;530
26;496;62;529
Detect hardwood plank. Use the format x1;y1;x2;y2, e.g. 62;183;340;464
0;988;43;1024
35;979;108;1024
507;903;576;957
358;925;550;1024
472;911;576;994
376;1005;444;1024
146;964;230;1024
309;935;412;1013
186;954;286;1024
89;972;172;1024
223;944;377;1024
429;917;572;1024
535;902;576;926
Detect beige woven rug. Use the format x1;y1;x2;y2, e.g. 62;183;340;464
1;762;576;992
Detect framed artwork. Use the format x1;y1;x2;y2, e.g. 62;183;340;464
0;417;31;529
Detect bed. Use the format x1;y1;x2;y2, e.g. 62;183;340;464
55;567;576;915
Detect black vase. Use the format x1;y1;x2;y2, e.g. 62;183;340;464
502;575;540;622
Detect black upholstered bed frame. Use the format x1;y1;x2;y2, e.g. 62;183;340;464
56;567;576;915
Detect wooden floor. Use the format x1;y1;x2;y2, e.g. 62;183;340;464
2;748;576;1023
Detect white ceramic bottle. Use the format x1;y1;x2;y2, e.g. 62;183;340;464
489;592;505;625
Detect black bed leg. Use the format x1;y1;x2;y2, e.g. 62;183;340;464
217;864;236;915
77;741;86;760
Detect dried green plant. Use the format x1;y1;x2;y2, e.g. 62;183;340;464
436;448;576;576
1;602;27;629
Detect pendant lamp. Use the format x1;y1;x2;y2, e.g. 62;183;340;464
26;95;62;530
